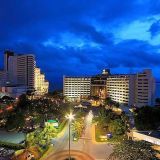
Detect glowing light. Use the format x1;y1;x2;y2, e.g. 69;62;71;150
6;105;13;110
65;113;75;121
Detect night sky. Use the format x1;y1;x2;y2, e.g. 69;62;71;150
0;0;160;90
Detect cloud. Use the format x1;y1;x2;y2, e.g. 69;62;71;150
149;20;160;37
42;32;102;49
0;0;160;89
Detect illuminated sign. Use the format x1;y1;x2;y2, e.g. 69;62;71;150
45;120;59;128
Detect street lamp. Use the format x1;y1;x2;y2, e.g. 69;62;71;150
65;113;75;160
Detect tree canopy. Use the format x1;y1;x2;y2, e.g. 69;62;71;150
134;106;160;130
108;119;126;135
109;140;158;160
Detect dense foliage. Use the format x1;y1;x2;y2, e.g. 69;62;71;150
6;112;25;130
72;118;85;139
109;140;158;160
26;125;57;148
108;119;126;135
94;107;127;137
2;93;75;131
105;97;119;108
134;106;160;130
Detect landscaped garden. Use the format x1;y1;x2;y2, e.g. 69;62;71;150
108;140;159;160
94;107;128;143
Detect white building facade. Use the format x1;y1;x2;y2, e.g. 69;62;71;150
63;69;155;107
63;76;91;100
3;51;35;90
107;75;136;106
135;69;155;107
106;70;155;107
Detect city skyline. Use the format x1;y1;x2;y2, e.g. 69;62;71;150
0;51;49;97
0;1;160;160
0;0;160;89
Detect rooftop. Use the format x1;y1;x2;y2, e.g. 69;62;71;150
0;130;25;144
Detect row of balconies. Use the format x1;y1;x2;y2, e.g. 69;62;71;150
65;83;89;84
108;95;129;98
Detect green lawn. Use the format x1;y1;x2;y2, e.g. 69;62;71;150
95;125;108;142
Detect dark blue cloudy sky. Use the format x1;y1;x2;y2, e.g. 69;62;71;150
0;0;160;89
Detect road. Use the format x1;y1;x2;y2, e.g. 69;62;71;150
51;122;70;153
44;111;113;160
71;111;113;160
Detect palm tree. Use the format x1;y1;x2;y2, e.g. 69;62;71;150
72;118;84;138
95;107;108;126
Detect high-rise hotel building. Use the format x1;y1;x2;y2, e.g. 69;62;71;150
3;51;35;90
63;69;155;107
106;74;136;106
135;69;155;107
7;53;35;90
0;51;49;97
63;76;91;100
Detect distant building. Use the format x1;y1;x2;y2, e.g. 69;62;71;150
0;86;27;98
4;50;14;72
3;51;35;90
35;67;49;95
63;69;155;107
63;76;91;101
0;51;49;97
0;70;8;86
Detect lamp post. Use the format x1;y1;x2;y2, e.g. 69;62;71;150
65;113;75;160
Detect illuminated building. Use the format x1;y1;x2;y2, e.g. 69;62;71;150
107;74;136;105
35;67;49;95
63;69;155;107
0;51;49;97
63;76;91;101
91;69;110;99
107;70;155;107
